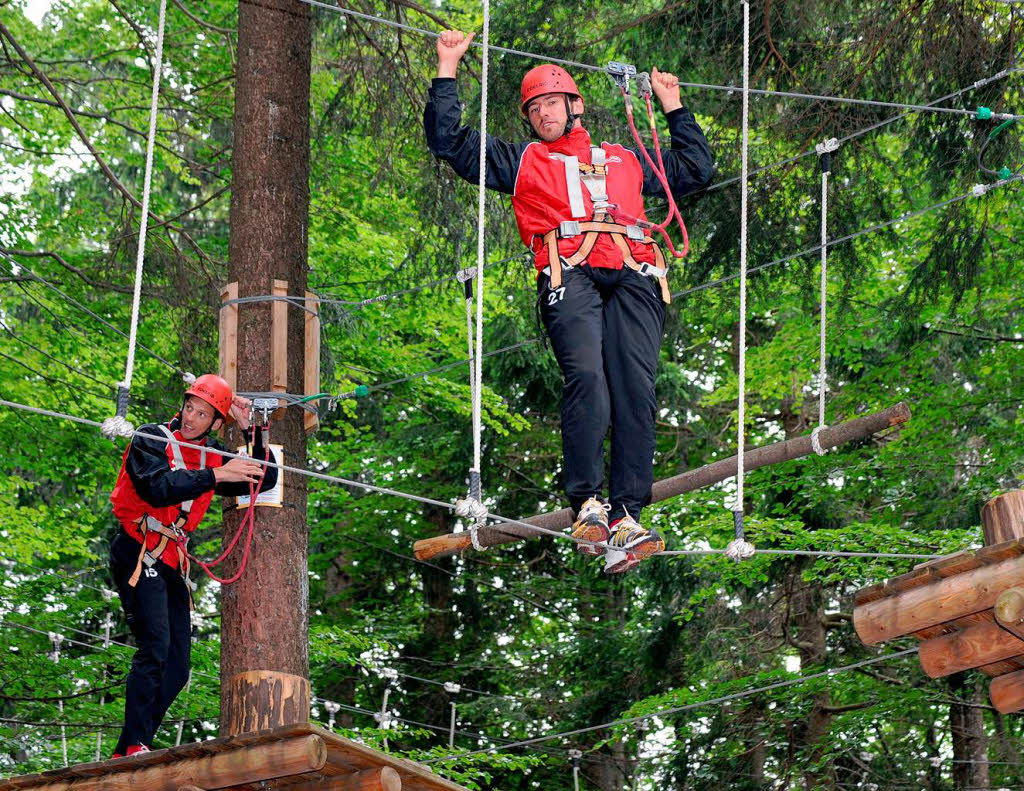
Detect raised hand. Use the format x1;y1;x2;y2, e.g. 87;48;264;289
437;30;476;79
651;67;683;113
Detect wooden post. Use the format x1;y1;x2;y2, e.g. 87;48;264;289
982;491;1024;545
918;621;1024;678
221;0;311;736
219;283;238;393
991;669;1024;713
272;278;289;407
853;551;1024;645
414;402;911;560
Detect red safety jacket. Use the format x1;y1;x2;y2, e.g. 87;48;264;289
110;418;276;569
424;77;714;274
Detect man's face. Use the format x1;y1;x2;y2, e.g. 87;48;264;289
181;395;221;440
526;93;582;142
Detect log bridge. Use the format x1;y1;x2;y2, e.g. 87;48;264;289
0;723;469;791
853;490;1024;713
415;402;911;560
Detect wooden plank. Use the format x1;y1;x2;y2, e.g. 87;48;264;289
918;621;1024;677
979;656;1024;677
304;291;320;434
853;552;1024;645
272;279;289;405
0;735;326;791
315;729;470;791
220;282;239;394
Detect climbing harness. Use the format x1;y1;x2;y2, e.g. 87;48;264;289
127;419;270;598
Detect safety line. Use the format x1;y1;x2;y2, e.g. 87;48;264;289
0;252;190;378
672;172;1024;300
424;647;920;763
298;0;1020;120
0;398;949;563
705;66;1021;196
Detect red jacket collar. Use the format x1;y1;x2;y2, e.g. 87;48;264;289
544;125;592;156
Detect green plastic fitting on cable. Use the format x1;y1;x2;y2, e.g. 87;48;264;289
976;106;993;120
354;385;369;398
999;166;1013;180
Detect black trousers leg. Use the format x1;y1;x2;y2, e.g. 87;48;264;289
539;266;609;514
149;571;191;742
602;270;666;524
112;556;170;753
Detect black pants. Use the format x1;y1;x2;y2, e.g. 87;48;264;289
110;530;191;753
539;264;666;524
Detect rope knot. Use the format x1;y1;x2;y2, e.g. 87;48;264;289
810;425;828;456
725;538;756;561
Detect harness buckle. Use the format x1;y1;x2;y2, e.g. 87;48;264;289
626;224;644;241
559;220;581;238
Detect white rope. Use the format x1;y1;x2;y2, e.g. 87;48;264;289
734;0;751;551
813;137;839;454
48;632;67;766
470;0;490;499
105;0;167;437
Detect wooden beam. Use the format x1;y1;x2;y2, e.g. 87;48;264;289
3;734;326;791
304;290;320;434
414;402;911;560
983;491;1024;546
272;278;289;407
991;668;1024;713
995;586;1024;641
918;621;1024;677
854;552;1024;645
288;767;402;791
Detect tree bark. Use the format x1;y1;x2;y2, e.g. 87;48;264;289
219;0;312;736
948;673;990;790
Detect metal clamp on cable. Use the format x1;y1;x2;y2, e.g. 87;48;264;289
251;397;277;427
607;61;636;91
636;71;652;99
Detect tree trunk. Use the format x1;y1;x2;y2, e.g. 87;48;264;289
948;673;990;790
789;566;836;791
219;0;312;736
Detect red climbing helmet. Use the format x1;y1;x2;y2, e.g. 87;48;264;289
520;64;581;115
185;374;233;418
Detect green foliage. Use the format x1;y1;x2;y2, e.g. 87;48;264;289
4;0;1024;788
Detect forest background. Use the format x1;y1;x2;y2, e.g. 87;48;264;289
1;0;1024;789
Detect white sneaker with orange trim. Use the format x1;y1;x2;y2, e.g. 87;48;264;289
604;513;664;573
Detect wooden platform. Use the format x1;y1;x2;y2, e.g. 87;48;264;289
853;537;1024;710
0;723;470;791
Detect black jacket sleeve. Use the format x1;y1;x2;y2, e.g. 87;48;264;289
211;425;279;497
424;78;530;195
634;106;714;199
126;423;217;508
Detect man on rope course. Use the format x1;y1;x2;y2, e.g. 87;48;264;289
425;31;713;573
107;374;277;756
